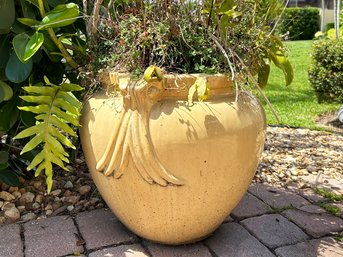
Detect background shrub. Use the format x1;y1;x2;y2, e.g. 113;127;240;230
308;39;343;103
325;22;335;32
279;7;320;40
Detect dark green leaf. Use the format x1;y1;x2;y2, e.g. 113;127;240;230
20;107;36;127
0;0;15;30
42;34;62;62
32;48;43;63
0;87;4;103
11;20;29;34
0;35;10;68
0;69;6;80
0;29;11;35
13;33;30;63
20;0;36;19
7;158;26;177
47;0;66;8
20;148;41;162
0;151;9;164
0;95;19;131
0;163;8;169
5;53;33;83
0;170;20;186
24;0;39;8
37;3;80;31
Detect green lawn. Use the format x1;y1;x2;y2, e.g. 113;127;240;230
260;40;340;130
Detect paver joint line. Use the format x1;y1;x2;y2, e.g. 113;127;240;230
203;240;222;257
72;217;88;251
2;183;343;257
20;224;26;257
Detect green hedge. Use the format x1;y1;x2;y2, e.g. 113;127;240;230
279;7;320;40
308;40;343;103
325;22;334;32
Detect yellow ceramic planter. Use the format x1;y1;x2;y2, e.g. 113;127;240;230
80;73;266;244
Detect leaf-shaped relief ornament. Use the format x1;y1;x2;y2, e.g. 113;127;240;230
95;76;185;186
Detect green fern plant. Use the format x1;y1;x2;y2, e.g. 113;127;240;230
14;77;83;192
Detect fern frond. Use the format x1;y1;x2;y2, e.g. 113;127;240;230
14;78;83;193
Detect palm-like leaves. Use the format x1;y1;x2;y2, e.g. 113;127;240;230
14;77;82;192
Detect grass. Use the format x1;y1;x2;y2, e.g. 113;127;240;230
315;188;342;217
315;188;343;202
260;40;341;130
319;203;341;216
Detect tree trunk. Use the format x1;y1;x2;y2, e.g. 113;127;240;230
334;0;339;39
337;0;341;38
321;0;325;32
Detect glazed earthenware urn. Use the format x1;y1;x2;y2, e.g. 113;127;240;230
80;72;266;244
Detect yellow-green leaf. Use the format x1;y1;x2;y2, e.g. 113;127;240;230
23;31;44;62
17;18;40;27
20;95;52;104
43;75;53;86
46;134;66;154
51;107;79;126
22;85;56;95
54;98;80;115
197;77;209;100
188;77;210;105
16;77;82;193
19;105;50;114
50;115;77;136
48;145;69;162
14;124;44;139
59;83;83;92
0;80;13;101
20;133;44;154
49;126;76;148
34;162;45;176
199;87;210;101
57;91;82;109
258;60;271;89
45;162;53;193
47;151;67;170
270;52;294;86
143;65;163;82
27;151;44;170
188;83;197;105
35;114;47;121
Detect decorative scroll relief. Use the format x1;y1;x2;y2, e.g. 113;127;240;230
95;78;185;186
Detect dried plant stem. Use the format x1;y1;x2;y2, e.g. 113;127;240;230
250;75;280;123
209;34;239;102
82;0;87;15
231;52;280;122
108;0;114;9
269;0;290;36
90;0;103;36
178;25;196;51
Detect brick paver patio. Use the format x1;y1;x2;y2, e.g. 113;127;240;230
1;183;343;257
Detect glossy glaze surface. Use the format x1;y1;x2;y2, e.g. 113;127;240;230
80;74;266;244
